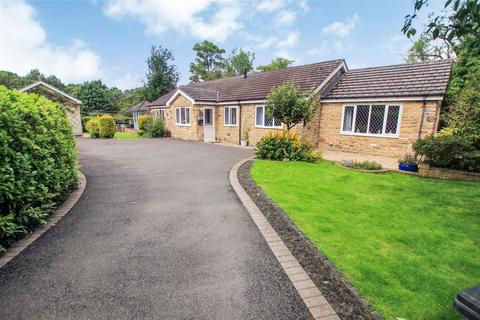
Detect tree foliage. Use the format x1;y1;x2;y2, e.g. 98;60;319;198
406;33;456;62
144;45;179;101
265;83;316;131
69;80;113;115
257;57;294;72
228;49;255;78
189;40;227;82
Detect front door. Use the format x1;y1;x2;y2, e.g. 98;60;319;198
203;107;215;142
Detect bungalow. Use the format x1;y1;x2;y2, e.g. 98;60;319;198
128;100;150;129
148;59;452;159
20;81;83;135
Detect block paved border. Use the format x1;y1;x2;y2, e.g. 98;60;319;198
230;157;340;320
0;171;86;270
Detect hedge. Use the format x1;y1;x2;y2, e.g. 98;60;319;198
256;131;321;162
0;86;78;252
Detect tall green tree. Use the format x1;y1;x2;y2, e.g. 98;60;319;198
228;49;255;78
69;80;113;115
144;45;179;101
0;71;29;89
265;83;316;131
189;40;226;82
256;57;294;72
406;33;455;63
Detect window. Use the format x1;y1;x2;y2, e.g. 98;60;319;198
255;106;281;128
224;106;238;126
175;107;190;126
341;104;401;137
153;109;165;119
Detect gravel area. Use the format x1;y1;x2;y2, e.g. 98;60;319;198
238;160;383;320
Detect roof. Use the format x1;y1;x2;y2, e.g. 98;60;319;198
128;100;150;113
324;60;453;100
20;81;81;104
149;59;346;106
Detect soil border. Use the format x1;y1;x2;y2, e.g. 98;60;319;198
238;160;383;320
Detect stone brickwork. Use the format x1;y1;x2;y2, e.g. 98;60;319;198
163;95;202;141
240;104;285;146
318;100;440;158
419;163;480;182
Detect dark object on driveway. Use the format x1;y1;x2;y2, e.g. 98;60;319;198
454;285;480;319
398;163;418;172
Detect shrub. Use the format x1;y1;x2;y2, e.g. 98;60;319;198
144;118;166;138
86;117;100;138
413;134;480;172
0;86;78;251
398;153;419;165
256;131;321;162
81;115;93;132
86;115;115;138
342;160;383;170
138;114;154;132
98;115;115;138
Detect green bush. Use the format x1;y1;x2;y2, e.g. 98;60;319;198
86;117;100;138
144;118;166;138
343;160;383;170
138;114;154;132
256;131;321;162
413;134;480;172
81;115;93;132
86;115;115;138
0;86;78;251
98;115;115;138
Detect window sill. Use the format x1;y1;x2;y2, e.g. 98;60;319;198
255;125;283;130
340;131;400;139
224;124;238;127
176;123;191;127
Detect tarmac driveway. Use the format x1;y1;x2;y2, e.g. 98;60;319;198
0;138;310;320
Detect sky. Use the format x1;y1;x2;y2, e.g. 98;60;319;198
0;0;445;90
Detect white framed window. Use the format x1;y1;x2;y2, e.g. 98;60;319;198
341;104;402;138
255;105;282;129
153;109;165;119
175;107;191;126
224;106;238;126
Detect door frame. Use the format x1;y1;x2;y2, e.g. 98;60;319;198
203;106;215;142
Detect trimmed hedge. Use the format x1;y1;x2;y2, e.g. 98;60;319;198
0;86;78;251
256;131;321;162
138;114;154;133
86;115;115;138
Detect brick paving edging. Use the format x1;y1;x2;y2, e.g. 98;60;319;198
230;157;340;320
0;171;87;270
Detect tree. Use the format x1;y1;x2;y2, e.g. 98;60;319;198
0;71;29;89
228;49;255;78
406;33;455;63
144;45;179;101
189;40;226;82
69;80;113;115
264;83;316;131
256;57;294;72
402;0;480;52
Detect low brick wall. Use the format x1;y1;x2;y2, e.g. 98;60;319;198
123;127;139;134
419;163;480;182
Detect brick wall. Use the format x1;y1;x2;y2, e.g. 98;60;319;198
215;106;240;144
318;100;440;158
167;95;202;141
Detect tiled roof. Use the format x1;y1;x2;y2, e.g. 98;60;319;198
149;59;345;106
128;100;150;113
324;60;453;100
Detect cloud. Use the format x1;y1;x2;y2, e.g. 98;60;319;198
322;14;360;37
0;0;102;83
257;0;287;12
381;34;411;56
275;10;296;26
277;31;300;48
305;41;330;57
104;0;242;43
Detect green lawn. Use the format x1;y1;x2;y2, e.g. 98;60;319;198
114;132;140;139
251;160;480;320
